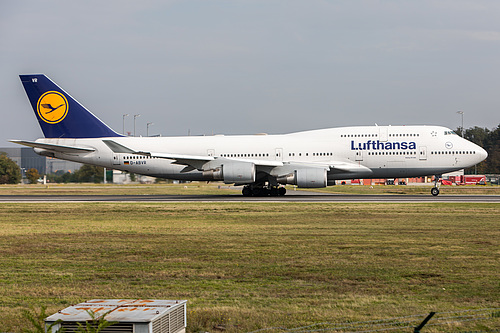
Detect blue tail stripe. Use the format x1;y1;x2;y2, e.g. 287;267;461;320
20;74;122;138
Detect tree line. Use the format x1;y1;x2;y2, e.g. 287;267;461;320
0;155;105;184
456;124;500;174
46;165;105;183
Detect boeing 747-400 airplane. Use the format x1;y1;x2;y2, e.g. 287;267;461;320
12;74;487;196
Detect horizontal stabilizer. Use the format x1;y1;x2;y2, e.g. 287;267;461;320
10;140;95;154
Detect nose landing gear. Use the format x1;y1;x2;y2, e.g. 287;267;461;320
431;175;441;196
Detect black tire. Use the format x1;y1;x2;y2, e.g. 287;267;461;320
431;187;440;196
242;187;252;197
278;187;287;196
254;188;269;196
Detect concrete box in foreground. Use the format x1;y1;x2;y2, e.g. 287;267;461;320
45;299;187;333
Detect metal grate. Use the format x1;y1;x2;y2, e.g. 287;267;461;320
170;306;185;333
152;312;170;333
151;305;185;333
61;322;133;332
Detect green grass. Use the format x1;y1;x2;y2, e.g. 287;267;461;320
0;182;499;196
0;203;498;332
304;184;500;195
0;183;240;196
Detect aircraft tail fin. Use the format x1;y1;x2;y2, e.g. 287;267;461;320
19;74;122;138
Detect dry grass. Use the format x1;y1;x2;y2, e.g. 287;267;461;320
0;183;240;196
0;182;499;196
305;184;500;195
0;203;498;332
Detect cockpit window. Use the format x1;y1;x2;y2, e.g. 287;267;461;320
444;131;457;135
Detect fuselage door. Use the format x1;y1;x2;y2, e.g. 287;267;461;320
275;148;283;161
112;153;121;166
419;146;427;160
355;150;363;161
207;149;215;157
379;126;388;142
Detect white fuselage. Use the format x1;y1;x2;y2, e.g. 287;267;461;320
34;125;487;184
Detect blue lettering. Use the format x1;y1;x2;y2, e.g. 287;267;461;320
350;140;417;151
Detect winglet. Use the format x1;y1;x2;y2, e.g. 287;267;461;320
19;74;122;138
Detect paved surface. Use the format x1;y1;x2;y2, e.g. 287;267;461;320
0;193;499;203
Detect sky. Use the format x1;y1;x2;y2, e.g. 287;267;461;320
1;0;500;144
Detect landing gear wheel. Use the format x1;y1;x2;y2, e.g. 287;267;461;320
241;184;287;197
254;187;269;197
242;186;252;197
278;187;286;196
431;174;441;197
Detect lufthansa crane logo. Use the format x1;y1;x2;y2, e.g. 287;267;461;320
37;91;69;124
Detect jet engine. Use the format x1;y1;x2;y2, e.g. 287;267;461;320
277;168;327;188
203;161;256;184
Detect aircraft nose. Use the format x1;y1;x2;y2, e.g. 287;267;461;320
478;146;488;162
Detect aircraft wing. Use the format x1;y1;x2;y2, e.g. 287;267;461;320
278;160;372;174
327;161;373;173
102;139;369;174
102;139;217;170
149;152;283;168
102;140;284;171
145;152;215;170
10;140;95;154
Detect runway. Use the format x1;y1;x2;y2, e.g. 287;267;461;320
1;193;499;203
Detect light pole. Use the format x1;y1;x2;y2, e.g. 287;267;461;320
457;111;464;137
147;122;154;137
122;114;129;135
134;114;141;137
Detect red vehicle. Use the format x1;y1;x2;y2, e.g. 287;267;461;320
455;175;486;185
441;179;453;186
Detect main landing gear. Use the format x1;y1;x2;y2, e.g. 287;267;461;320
431;175;441;196
242;185;286;197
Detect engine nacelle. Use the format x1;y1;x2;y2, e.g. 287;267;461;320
203;162;256;184
223;162;256;184
202;167;223;180
277;168;327;188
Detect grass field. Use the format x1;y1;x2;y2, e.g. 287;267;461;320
0;202;499;332
0;182;499;196
0;183;241;196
